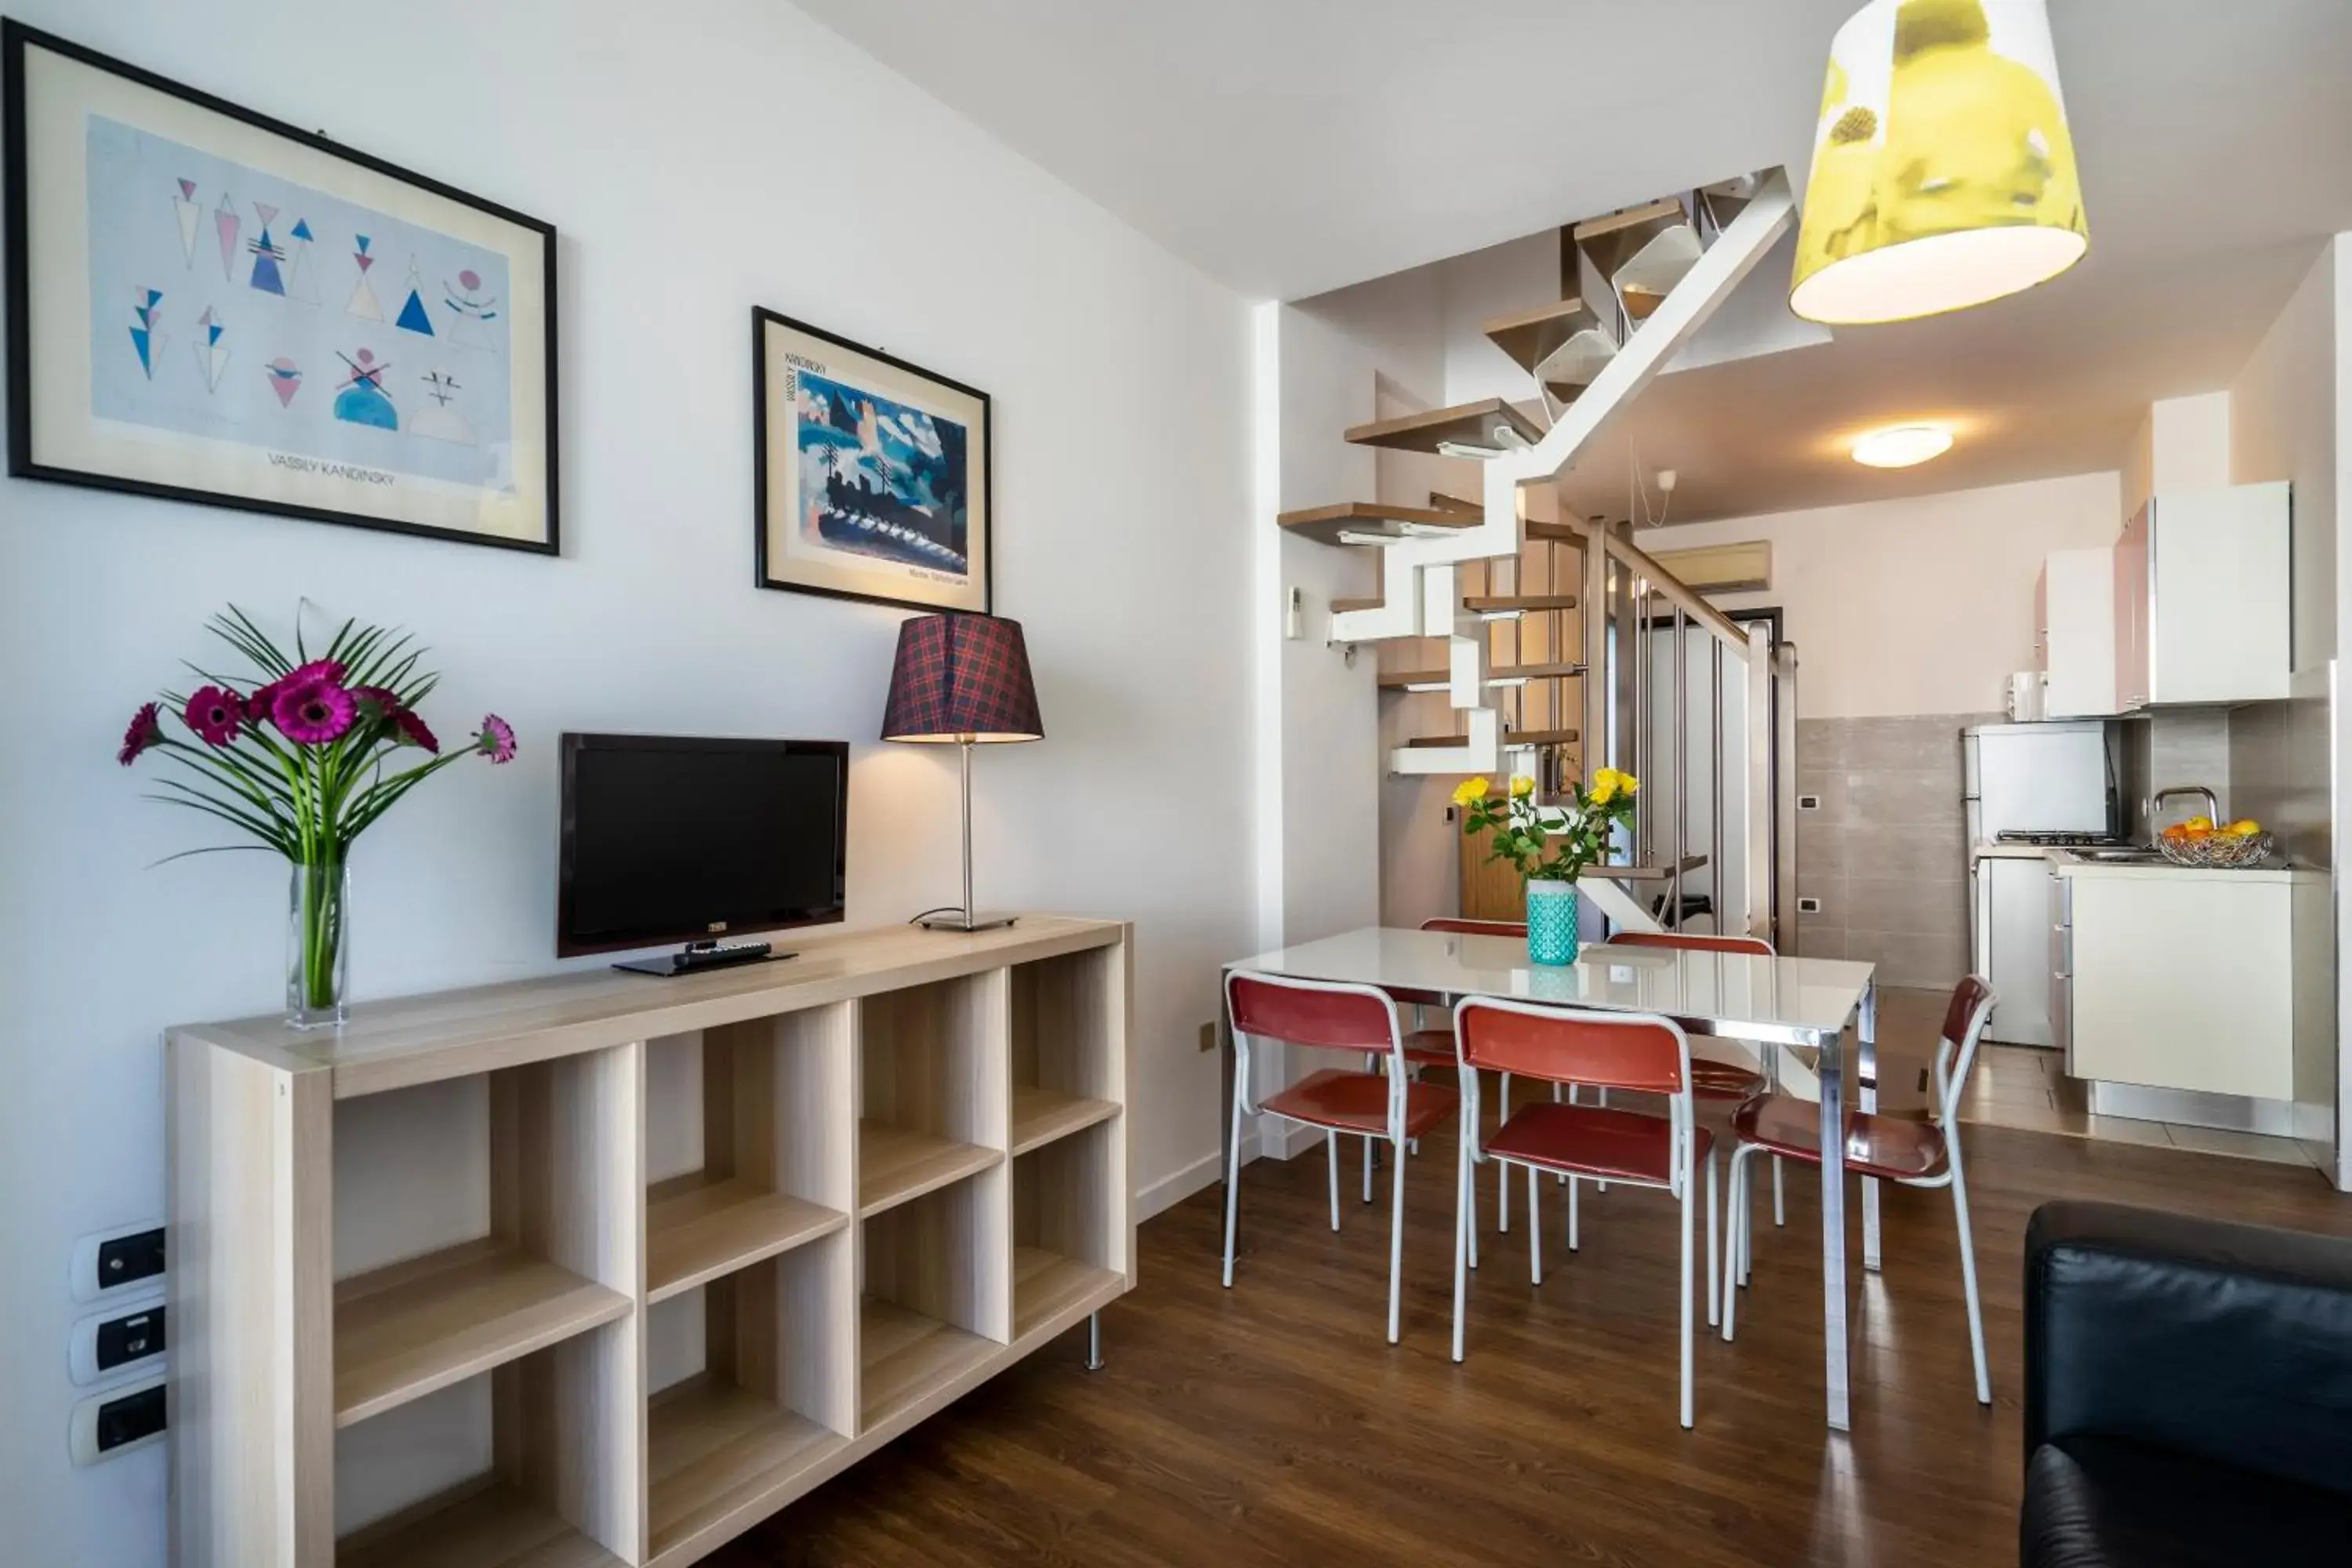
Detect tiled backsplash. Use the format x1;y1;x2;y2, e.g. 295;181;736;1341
2118;709;2233;838
1795;713;1987;988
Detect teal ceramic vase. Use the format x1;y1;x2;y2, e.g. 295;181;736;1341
1525;879;1579;966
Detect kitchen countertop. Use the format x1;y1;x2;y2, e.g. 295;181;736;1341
2046;848;2317;883
1971;840;2063;861
1972;840;2314;880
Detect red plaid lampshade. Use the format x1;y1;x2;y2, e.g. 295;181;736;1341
880;613;1044;744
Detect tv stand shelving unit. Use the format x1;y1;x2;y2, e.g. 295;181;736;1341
166;916;1132;1568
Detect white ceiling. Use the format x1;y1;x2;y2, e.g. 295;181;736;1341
796;0;2352;521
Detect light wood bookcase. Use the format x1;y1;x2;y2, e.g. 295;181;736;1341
166;917;1133;1568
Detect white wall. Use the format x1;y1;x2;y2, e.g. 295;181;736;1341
0;2;1256;1562
1269;301;1383;949
1639;470;2125;719
2231;241;2346;684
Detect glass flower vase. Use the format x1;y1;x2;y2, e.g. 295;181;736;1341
287;858;351;1029
1525;878;1580;967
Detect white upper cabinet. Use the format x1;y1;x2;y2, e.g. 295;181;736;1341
2040;546;2119;717
2114;481;2292;710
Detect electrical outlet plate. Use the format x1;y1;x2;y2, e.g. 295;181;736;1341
71;1221;166;1305
70;1373;165;1465
1797;896;1823;914
71;1295;165;1385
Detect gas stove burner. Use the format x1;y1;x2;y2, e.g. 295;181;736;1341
1995;830;2126;848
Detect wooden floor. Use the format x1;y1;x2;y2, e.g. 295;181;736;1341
711;1037;2347;1565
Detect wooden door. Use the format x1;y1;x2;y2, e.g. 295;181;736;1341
1457;810;1528;922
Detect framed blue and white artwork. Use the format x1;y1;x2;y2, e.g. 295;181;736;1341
753;307;992;614
5;20;559;553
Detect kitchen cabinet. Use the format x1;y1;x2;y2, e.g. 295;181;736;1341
2114;481;2292;710
2038;547;2119;718
2061;862;2310;1101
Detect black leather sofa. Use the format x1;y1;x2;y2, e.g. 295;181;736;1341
2022;1201;2352;1566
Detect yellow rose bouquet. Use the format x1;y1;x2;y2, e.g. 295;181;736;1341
1454;768;1639;885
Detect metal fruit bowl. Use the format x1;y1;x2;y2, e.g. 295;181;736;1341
2156;831;2274;868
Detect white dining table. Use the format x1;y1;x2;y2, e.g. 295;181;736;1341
1220;926;1882;1431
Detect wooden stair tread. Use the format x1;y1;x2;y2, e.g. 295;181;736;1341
1481;296;1604;375
1334;594;1578;618
1276;502;1481;546
1343;398;1543;456
1525;521;1586;546
338;1479;624;1568
857;1121;1000;1218
1012;1246;1123;1342
1465;594;1578;613
1010;1085;1120;1157
334;1239;631;1428
1428;491;1479;515
1406;728;1579;749
1378;662;1584;690
645;1176;848;1304
647;1374;846;1563
859;1298;996;1430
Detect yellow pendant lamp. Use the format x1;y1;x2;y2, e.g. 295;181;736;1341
1791;0;2088;325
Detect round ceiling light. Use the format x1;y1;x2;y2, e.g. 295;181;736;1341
1852;423;1955;467
1790;0;2089;325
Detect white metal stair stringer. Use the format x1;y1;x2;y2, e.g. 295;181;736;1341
1348;168;1797;778
1485;169;1795;498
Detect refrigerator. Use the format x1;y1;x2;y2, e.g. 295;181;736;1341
1963;723;2116;1047
1962;720;2114;843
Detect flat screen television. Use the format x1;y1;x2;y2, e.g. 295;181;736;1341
557;733;848;966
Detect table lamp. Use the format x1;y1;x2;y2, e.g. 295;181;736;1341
880;612;1044;932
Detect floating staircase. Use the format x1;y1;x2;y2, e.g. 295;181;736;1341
1342;397;1544;458
1278;168;1802;942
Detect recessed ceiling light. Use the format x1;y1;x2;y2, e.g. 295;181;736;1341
1852;423;1954;468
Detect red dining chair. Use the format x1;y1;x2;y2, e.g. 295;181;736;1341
1721;975;1997;1406
1348;919;1526;1221
1607;931;1787;1229
1223;970;1461;1344
1448;997;1718;1428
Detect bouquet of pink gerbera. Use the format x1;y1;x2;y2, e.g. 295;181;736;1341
118;607;514;1027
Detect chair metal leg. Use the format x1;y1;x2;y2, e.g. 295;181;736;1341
1466;1139;1479;1271
1773;1154;1785;1227
1568;1171;1580;1251
1386;1134;1407;1345
1452;1127;1471;1363
1554;1081;1567;1182
1527;1165;1542;1286
1722;1148;1748;1341
1597;1087;1610;1193
1084;1312;1104;1371
1327;1131;1341;1232
1704;1145;1720;1330
1951;1164;1991;1405
1221;1076;1245;1289
1730;1139;1755;1288
1364;1131;1375;1205
1497;1072;1512;1232
1679;1143;1696;1430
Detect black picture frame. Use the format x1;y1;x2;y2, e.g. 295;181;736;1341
3;18;561;554
752;305;993;615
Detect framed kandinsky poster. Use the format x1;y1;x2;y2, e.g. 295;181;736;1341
753;307;991;614
4;20;559;552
